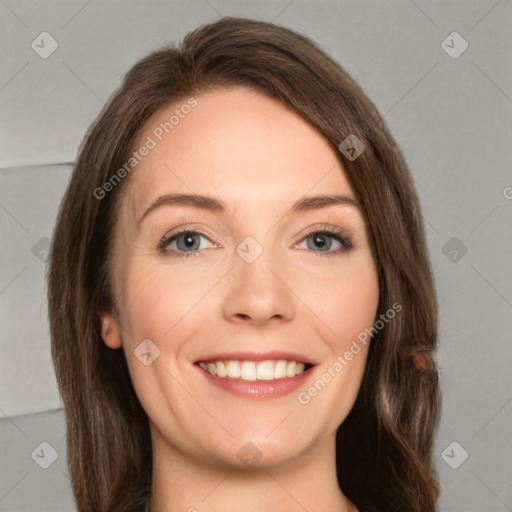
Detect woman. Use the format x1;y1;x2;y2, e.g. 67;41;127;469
48;17;440;512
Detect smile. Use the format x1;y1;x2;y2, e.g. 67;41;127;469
198;360;313;381
194;351;317;398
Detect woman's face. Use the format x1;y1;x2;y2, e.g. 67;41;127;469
101;87;379;469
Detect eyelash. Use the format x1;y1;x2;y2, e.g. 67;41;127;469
158;227;353;258
158;228;216;259
299;227;353;255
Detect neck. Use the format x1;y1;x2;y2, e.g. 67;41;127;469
147;425;356;512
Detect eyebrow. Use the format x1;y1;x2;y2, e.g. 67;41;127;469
138;192;360;225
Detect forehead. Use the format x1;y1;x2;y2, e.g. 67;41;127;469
123;87;356;219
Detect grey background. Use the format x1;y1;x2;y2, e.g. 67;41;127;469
1;0;511;510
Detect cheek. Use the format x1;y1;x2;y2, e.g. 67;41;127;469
117;255;225;346
333;260;379;338
289;251;380;345
294;256;378;428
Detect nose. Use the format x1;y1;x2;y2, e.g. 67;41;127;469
222;244;296;326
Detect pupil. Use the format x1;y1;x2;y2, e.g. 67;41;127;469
179;234;198;250
308;233;331;251
315;235;326;247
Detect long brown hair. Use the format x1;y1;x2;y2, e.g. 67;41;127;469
48;16;440;512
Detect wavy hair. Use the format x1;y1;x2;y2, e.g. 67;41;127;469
48;16;440;512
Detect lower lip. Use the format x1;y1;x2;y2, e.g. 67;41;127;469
196;364;315;399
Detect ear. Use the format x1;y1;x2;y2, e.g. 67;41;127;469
99;312;123;349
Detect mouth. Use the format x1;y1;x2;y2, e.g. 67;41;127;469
196;359;315;381
193;352;318;398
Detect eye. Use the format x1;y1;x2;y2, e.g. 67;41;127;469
158;227;353;258
158;229;218;257
296;228;353;254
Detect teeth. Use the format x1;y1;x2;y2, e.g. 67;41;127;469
199;360;308;380
256;361;274;380
226;361;241;378
274;360;287;379
216;361;227;377
286;361;296;377
241;361;257;381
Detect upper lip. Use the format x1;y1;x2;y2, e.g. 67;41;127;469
194;351;318;365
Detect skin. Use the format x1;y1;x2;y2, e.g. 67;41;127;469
100;87;379;512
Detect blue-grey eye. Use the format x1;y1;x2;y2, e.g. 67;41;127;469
306;233;334;251
298;230;353;254
159;230;213;255
173;232;205;252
